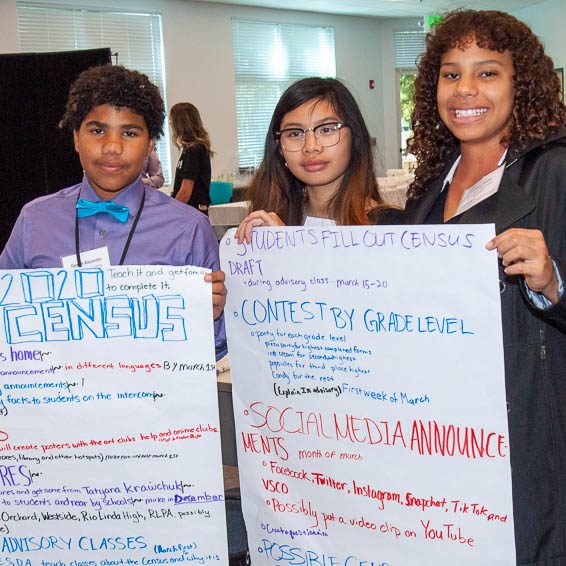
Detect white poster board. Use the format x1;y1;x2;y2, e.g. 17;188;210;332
221;225;515;566
0;265;228;564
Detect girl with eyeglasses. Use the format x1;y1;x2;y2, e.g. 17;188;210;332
236;77;398;242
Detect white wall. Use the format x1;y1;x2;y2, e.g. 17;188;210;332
0;1;17;54
513;0;566;70
0;0;417;180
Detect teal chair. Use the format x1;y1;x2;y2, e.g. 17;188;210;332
209;181;234;205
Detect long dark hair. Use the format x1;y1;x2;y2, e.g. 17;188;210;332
246;77;382;225
407;9;566;199
170;102;214;155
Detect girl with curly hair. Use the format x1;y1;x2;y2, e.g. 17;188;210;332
170;102;214;213
404;9;566;564
236;77;397;242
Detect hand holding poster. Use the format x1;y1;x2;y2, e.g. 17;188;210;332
0;265;227;564
221;225;515;565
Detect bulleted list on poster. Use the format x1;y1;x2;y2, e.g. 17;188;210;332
221;224;515;566
0;265;228;564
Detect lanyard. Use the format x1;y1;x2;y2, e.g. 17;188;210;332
74;189;146;267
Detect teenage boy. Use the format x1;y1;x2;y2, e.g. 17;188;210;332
0;64;226;358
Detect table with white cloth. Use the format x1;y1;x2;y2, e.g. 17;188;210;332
377;175;411;208
379;183;409;208
209;201;250;239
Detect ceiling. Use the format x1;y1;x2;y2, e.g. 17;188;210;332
197;0;544;19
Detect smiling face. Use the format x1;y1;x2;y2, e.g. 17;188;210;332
437;41;515;151
73;104;155;200
279;97;352;197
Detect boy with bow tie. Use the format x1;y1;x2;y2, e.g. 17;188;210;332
0;64;227;358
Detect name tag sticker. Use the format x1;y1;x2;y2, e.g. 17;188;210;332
61;246;111;268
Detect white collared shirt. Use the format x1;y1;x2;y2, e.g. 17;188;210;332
303;215;336;226
441;150;508;216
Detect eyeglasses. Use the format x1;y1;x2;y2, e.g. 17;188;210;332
276;122;348;151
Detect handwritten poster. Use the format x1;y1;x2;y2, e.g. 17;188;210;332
0;266;228;564
221;225;515;565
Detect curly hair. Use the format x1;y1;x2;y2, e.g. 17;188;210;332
407;9;566;198
60;64;165;139
170;102;214;155
246;77;383;225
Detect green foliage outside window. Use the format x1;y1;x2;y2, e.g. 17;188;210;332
400;73;416;125
400;73;416;161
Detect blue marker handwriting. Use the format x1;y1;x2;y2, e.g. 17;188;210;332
2;295;187;344
237;300;474;335
229;227;475;258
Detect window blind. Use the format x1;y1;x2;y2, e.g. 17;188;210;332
17;2;171;184
394;30;426;69
232;20;336;169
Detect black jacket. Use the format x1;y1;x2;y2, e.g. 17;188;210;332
403;132;566;565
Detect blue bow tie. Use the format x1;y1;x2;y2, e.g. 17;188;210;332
76;199;129;223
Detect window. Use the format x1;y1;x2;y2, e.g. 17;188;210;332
394;30;425;169
17;2;171;184
394;30;426;69
232;20;336;169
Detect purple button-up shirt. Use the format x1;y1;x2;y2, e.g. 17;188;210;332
0;174;226;358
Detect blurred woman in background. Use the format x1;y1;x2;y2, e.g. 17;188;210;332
170;102;213;214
